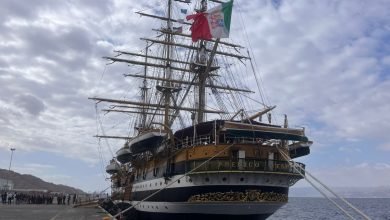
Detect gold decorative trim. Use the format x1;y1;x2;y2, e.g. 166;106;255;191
188;190;288;202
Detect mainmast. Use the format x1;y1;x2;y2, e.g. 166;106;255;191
196;0;208;124
91;0;253;133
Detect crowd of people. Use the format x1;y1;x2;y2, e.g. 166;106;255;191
1;191;78;205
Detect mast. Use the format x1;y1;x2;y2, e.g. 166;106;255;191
165;0;172;128
197;0;208;123
159;0;176;129
139;42;150;131
94;0;248;130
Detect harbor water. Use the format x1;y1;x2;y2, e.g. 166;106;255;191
268;197;390;220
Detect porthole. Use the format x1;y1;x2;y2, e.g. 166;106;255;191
222;177;227;181
205;177;210;182
160;182;162;185
189;178;192;182
240;177;244;182
178;179;181;184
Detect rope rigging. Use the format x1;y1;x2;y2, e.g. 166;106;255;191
275;145;371;220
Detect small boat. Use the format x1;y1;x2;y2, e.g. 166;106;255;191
129;130;168;154
105;160;120;174
116;144;133;164
289;141;313;159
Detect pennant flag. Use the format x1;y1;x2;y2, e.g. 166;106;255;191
186;0;233;42
172;26;183;33
180;9;188;14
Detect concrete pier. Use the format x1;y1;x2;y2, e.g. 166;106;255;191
0;204;111;220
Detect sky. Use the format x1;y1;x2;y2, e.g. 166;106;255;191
0;0;389;193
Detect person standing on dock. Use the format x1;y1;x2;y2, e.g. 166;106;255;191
7;192;13;204
62;195;66;205
1;192;6;204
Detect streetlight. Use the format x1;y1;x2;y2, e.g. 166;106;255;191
6;148;16;190
9;148;16;171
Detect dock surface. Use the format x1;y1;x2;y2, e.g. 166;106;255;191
0;204;111;220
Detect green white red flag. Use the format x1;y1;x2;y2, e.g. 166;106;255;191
186;0;233;42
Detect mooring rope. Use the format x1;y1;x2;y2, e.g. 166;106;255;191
276;146;371;220
112;143;236;219
305;167;372;220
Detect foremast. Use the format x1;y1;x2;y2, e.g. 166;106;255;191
161;0;175;129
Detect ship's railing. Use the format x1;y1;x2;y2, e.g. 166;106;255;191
174;135;284;149
187;158;305;175
175;135;212;148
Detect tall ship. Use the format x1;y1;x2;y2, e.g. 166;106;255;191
91;0;311;219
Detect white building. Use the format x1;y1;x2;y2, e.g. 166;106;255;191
0;178;14;190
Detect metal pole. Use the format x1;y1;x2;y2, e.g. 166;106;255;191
6;148;15;190
8;148;15;171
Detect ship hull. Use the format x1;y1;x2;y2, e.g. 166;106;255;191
131;201;283;220
136;211;274;220
126;173;290;219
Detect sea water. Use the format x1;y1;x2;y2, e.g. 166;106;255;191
268;197;390;220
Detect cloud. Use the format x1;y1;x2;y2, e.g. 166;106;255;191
235;0;390;152
13;163;55;177
15;94;45;116
379;142;390;151
296;162;390;188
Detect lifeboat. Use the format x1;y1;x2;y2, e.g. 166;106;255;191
116;146;132;164
289;141;313;159
129;130;168;154
105;160;120;174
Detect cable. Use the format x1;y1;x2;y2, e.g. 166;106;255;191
276;146;371;220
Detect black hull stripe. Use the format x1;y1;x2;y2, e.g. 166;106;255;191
131;185;288;202
133;212;272;220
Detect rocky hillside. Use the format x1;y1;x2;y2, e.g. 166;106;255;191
0;169;85;194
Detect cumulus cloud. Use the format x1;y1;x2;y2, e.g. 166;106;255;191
236;0;390;152
296;162;390;188
15;94;45;116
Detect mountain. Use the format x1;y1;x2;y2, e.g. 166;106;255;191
290;186;390;198
0;169;85;194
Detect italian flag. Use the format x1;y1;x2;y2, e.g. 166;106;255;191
186;0;233;42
